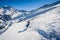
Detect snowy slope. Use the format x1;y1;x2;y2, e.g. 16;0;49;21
0;1;60;40
0;20;46;40
28;4;60;40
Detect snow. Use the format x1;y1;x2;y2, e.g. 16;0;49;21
0;1;60;40
0;8;4;14
11;12;21;19
0;20;47;40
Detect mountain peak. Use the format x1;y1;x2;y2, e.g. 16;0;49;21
4;5;8;7
2;5;12;10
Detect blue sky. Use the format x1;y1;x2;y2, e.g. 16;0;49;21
0;0;58;11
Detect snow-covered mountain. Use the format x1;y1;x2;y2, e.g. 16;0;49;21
0;1;60;40
0;5;30;35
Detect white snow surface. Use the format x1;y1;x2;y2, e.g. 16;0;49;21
0;2;60;40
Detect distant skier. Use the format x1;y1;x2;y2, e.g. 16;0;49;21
18;20;30;33
26;20;30;28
